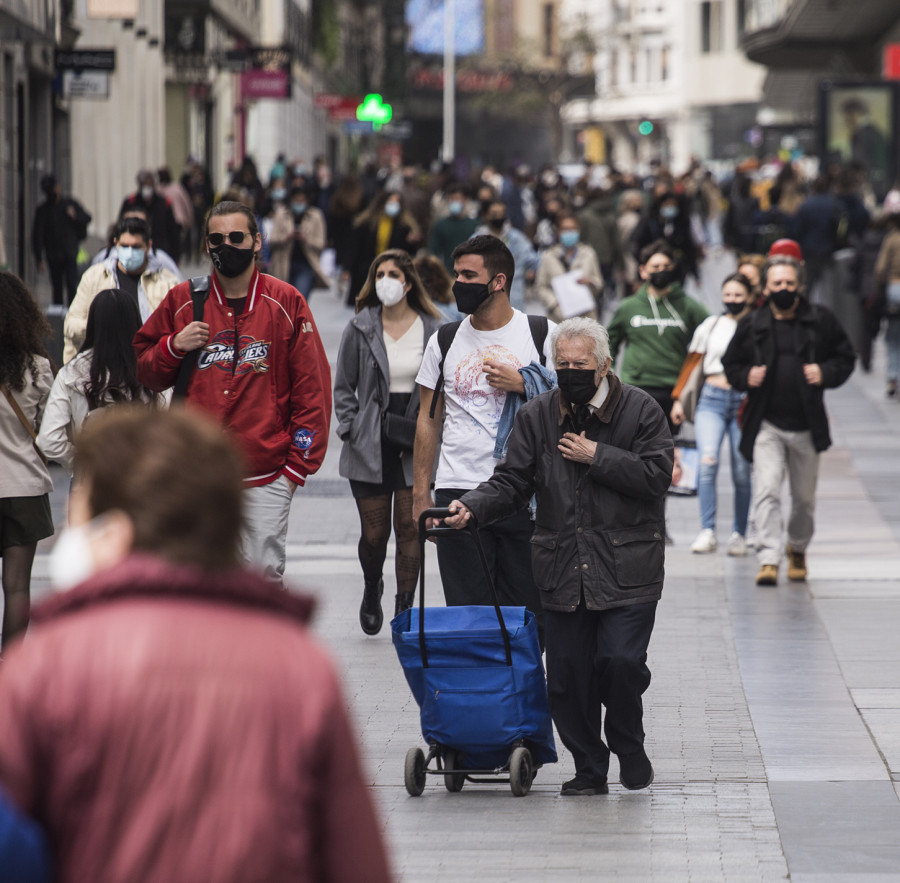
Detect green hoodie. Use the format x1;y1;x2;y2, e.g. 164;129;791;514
606;282;710;389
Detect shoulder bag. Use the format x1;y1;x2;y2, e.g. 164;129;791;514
1;383;48;466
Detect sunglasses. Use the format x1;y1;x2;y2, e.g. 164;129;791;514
206;231;250;247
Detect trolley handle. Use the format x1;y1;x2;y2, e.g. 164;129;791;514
416;508;513;669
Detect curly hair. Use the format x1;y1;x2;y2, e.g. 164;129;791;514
0;273;51;392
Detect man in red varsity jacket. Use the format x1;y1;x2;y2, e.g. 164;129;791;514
135;201;332;581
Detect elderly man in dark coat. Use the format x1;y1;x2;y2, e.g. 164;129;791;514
443;317;674;796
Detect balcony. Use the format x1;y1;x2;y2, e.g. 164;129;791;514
742;0;900;71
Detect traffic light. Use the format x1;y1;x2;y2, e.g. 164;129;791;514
638;120;654;136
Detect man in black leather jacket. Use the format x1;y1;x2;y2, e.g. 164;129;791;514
444;317;673;796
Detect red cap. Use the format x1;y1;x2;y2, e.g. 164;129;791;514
768;239;803;261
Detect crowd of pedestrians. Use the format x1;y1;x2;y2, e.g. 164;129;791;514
0;146;890;876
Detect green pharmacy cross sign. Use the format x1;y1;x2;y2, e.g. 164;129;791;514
357;94;393;130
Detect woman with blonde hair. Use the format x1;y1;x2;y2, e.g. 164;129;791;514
334;250;442;634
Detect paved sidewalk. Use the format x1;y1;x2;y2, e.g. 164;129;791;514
27;284;900;880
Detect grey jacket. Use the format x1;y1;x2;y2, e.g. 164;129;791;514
334;306;443;484
460;374;673;612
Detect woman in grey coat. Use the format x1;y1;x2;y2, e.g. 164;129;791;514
334;250;443;635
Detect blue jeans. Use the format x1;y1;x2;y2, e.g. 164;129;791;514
290;262;314;298
694;384;751;535
886;316;900;382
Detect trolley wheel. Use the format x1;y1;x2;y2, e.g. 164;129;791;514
509;747;533;797
404;747;426;796
442;748;466;792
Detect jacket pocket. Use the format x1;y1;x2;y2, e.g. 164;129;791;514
606;524;663;588
530;530;559;590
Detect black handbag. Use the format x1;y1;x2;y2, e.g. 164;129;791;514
381;411;417;452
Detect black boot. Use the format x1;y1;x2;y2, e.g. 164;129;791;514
394;592;415;617
359;579;384;635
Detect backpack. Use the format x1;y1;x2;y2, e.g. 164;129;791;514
428;315;549;418
172;276;211;399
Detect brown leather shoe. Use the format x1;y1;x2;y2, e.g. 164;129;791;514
756;564;778;586
786;546;807;581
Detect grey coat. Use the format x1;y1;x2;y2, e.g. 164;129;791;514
334;306;443;485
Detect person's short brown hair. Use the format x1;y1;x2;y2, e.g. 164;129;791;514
74;407;244;571
639;239;675;266
451;234;515;292
204;200;259;240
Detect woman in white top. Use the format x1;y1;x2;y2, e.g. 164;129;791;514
0;274;54;647
671;273;753;556
334;250;444;635
38;289;163;474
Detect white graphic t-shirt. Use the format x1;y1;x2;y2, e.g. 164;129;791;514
416;310;555;489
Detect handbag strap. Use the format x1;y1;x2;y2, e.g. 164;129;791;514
0;383;48;465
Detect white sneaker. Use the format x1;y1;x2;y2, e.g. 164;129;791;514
727;532;748;557
690;529;717;554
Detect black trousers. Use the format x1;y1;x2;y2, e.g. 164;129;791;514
48;259;80;306
433;488;543;637
544;598;657;782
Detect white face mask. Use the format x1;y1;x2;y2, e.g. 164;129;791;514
49;522;99;591
376;276;406;307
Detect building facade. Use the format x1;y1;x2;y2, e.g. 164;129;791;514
562;0;765;173
0;0;69;281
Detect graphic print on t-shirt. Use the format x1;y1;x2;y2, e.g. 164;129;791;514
197;329;271;375
454;344;523;433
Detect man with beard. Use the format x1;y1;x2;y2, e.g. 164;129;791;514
135;201;332;582
723;255;855;586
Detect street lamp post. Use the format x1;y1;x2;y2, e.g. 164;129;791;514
442;0;455;162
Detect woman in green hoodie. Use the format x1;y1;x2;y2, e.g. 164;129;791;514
606;240;709;430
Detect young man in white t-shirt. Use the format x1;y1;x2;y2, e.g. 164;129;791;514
414;235;554;633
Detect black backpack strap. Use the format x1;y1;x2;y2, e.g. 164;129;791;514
527;314;549;366
172;276;211;400
428;321;461;419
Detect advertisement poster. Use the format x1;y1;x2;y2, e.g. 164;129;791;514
406;0;484;56
822;82;896;200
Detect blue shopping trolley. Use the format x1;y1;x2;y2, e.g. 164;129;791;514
391;508;557;797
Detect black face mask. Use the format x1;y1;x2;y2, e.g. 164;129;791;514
210;243;256;278
723;300;746;316
487;217;507;231
769;288;798;311
649;269;675;290
452;275;497;314
557;368;599;406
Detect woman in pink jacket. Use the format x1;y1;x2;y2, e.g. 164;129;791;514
0;407;391;883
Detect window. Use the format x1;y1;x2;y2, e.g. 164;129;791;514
700;0;723;53
737;0;747;40
661;44;669;80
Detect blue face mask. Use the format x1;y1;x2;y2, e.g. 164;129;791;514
384;201;401;218
448;200;464;216
271;188;286;201
559;230;580;248
118;245;146;273
291;202;307;215
660;204;679;220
